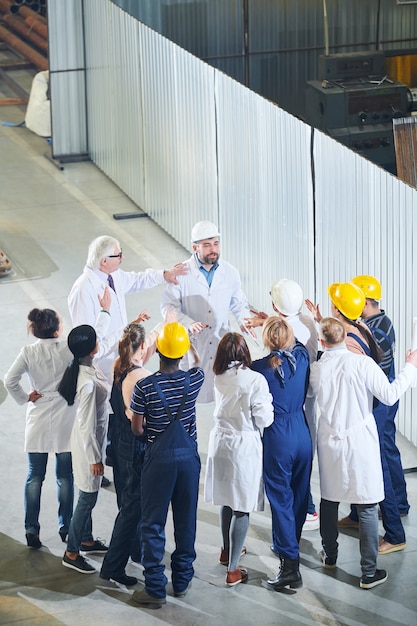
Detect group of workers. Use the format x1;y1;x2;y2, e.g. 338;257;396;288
4;220;416;608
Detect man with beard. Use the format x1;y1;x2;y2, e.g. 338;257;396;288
161;221;253;403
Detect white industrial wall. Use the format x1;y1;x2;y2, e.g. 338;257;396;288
48;0;417;446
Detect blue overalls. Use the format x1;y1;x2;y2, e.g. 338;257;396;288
252;344;312;560
347;333;405;544
140;373;201;598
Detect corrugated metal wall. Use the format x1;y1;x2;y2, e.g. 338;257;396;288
48;0;417;446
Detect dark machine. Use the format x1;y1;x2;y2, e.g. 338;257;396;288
305;51;417;173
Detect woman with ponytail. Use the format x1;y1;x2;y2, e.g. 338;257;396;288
59;324;111;574
251;317;312;592
100;322;157;586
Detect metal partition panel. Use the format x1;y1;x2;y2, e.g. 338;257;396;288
47;0;87;158
83;4;145;209
314;131;417;444
215;72;314;313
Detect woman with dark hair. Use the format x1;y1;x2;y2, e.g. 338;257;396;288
204;332;273;587
5;308;75;549
59;324;111;574
251;317;312;591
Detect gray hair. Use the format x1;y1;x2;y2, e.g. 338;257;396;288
86;236;120;269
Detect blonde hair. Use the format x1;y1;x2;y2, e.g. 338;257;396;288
320;317;345;345
262;316;294;369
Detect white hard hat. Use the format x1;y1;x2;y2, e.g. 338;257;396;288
270;279;303;316
191;221;220;243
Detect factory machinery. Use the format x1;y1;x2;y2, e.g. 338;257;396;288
305;51;417;173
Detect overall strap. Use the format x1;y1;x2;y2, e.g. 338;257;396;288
151;372;191;422
347;332;371;356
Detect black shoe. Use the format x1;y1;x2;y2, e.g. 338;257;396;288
62;553;96;574
267;557;303;590
26;533;42;549
80;539;108;554
173;581;192;598
320;550;337;569
131;588;166;608
59;530;68;543
101;476;111;487
270;545;280;557
360;569;388;589
100;572;138;586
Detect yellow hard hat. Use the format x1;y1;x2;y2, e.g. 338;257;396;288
156;322;190;359
351;275;382;300
328;282;366;320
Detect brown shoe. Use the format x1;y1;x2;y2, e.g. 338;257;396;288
219;546;247;566
226;567;248;587
378;540;406;555
337;516;359;529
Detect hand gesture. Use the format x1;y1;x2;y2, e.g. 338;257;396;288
406;348;417;367
133;309;151;323
163;263;189;285
244;309;268;329
240;323;257;339
189;321;208;335
305;299;322;322
98;285;111;312
28;390;42;403
91;461;104;476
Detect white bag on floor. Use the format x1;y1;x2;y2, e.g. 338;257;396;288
25;70;51;137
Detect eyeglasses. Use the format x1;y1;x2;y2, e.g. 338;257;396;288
107;249;123;259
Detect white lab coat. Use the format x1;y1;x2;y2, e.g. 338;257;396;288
161;255;251;403
204;365;273;511
4;311;114;453
71;364;110;492
68;265;164;380
309;345;416;503
5;338;75;452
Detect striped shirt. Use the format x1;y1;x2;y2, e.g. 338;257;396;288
130;367;204;444
364;310;395;379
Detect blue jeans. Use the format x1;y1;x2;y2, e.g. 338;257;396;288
25;452;73;535
67;489;98;553
320;499;378;577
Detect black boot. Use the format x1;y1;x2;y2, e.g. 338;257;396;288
267;557;302;590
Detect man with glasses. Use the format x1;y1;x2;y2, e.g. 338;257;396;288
68;235;187;381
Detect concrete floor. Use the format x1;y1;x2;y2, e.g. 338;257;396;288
0;101;417;626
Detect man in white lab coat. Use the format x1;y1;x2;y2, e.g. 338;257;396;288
68;235;186;381
309;317;417;589
160;221;253;403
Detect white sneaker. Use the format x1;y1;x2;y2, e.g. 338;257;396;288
303;512;319;531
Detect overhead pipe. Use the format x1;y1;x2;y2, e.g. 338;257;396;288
24;14;47;39
16;3;47;24
0;24;48;70
0;0;13;13
3;13;47;52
